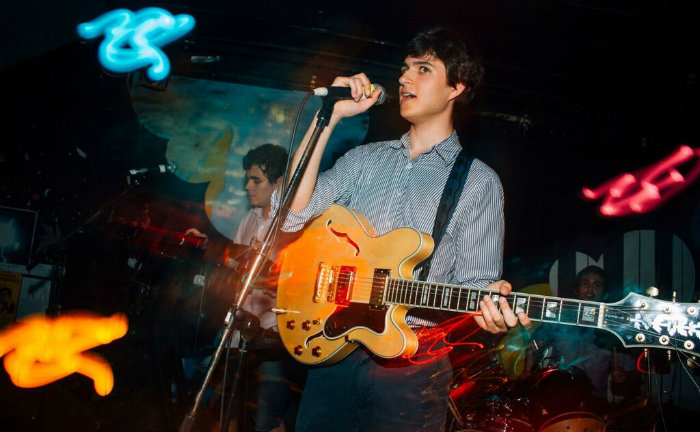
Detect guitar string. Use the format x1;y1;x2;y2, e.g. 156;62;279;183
330;274;692;319
312;275;698;351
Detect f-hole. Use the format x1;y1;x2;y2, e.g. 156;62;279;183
327;220;360;256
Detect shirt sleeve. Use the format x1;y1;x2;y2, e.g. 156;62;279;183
270;144;366;232
449;167;505;288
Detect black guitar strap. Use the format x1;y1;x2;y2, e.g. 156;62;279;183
417;148;474;281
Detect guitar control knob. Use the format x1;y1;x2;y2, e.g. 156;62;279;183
286;320;296;330
312;346;322;357
293;345;304;355
635;333;646;343
302;320;312;330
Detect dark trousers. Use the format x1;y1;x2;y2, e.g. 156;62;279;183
295;347;452;432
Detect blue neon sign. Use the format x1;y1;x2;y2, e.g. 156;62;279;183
77;7;195;82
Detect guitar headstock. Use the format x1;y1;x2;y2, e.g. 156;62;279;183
604;292;700;357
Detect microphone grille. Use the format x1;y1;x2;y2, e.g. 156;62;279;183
371;84;387;105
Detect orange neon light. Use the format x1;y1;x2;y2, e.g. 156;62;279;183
582;145;700;217
0;312;128;396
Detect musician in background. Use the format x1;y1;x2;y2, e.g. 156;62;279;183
527;265;642;405
232;143;303;432
273;27;531;432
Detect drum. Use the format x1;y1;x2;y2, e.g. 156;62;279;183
457;398;534;432
539;412;606;432
530;368;606;432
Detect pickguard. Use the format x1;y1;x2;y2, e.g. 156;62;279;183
324;303;388;338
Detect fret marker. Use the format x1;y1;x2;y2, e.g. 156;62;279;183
581;305;597;323
545;301;559;319
469;293;479;311
515;298;527;314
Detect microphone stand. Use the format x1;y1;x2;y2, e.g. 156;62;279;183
179;97;338;432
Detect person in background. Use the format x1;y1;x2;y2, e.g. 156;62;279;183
527;265;642;411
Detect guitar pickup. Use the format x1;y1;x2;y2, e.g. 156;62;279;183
313;263;356;306
313;263;334;303
335;266;356;306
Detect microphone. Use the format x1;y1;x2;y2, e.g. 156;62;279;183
128;161;176;176
126;161;176;185
313;84;386;105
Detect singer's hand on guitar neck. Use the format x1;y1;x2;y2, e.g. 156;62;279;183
327;73;384;125
474;280;532;334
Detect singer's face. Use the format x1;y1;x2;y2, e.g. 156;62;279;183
244;164;278;211
398;55;463;124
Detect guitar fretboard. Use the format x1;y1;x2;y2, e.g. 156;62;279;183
384;278;604;328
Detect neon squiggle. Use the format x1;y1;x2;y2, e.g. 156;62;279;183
404;314;483;364
0;312;128;396
76;8;195;82
582;145;700;217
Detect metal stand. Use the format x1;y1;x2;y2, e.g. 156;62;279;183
179;98;337;432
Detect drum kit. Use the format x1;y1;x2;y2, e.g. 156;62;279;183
448;358;653;432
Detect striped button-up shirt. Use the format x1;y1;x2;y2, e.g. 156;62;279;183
274;130;504;288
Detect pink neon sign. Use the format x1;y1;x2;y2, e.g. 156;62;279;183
582;145;700;217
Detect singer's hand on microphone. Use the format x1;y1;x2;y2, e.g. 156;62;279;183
328;73;383;121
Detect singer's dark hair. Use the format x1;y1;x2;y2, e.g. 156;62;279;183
243;143;288;184
404;27;485;104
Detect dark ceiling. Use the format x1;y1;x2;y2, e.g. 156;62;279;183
3;0;699;135
100;0;700;135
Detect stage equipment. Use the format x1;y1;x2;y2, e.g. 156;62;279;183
0;206;38;267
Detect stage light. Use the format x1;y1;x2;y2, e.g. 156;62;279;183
76;7;195;82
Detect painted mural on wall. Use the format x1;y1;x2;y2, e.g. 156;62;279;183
128;74;369;240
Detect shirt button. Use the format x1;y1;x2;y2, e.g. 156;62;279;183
405;163;412;169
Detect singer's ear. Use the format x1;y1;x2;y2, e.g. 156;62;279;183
449;82;467;102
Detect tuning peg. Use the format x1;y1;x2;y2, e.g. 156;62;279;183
672;291;677;302
646;286;659;297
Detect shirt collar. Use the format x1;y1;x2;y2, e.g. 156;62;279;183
391;131;462;165
253;207;265;219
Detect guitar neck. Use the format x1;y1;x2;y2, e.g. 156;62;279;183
384;278;605;329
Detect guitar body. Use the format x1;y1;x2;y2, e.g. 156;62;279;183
276;204;434;365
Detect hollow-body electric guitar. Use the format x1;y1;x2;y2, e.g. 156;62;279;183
275;204;700;365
